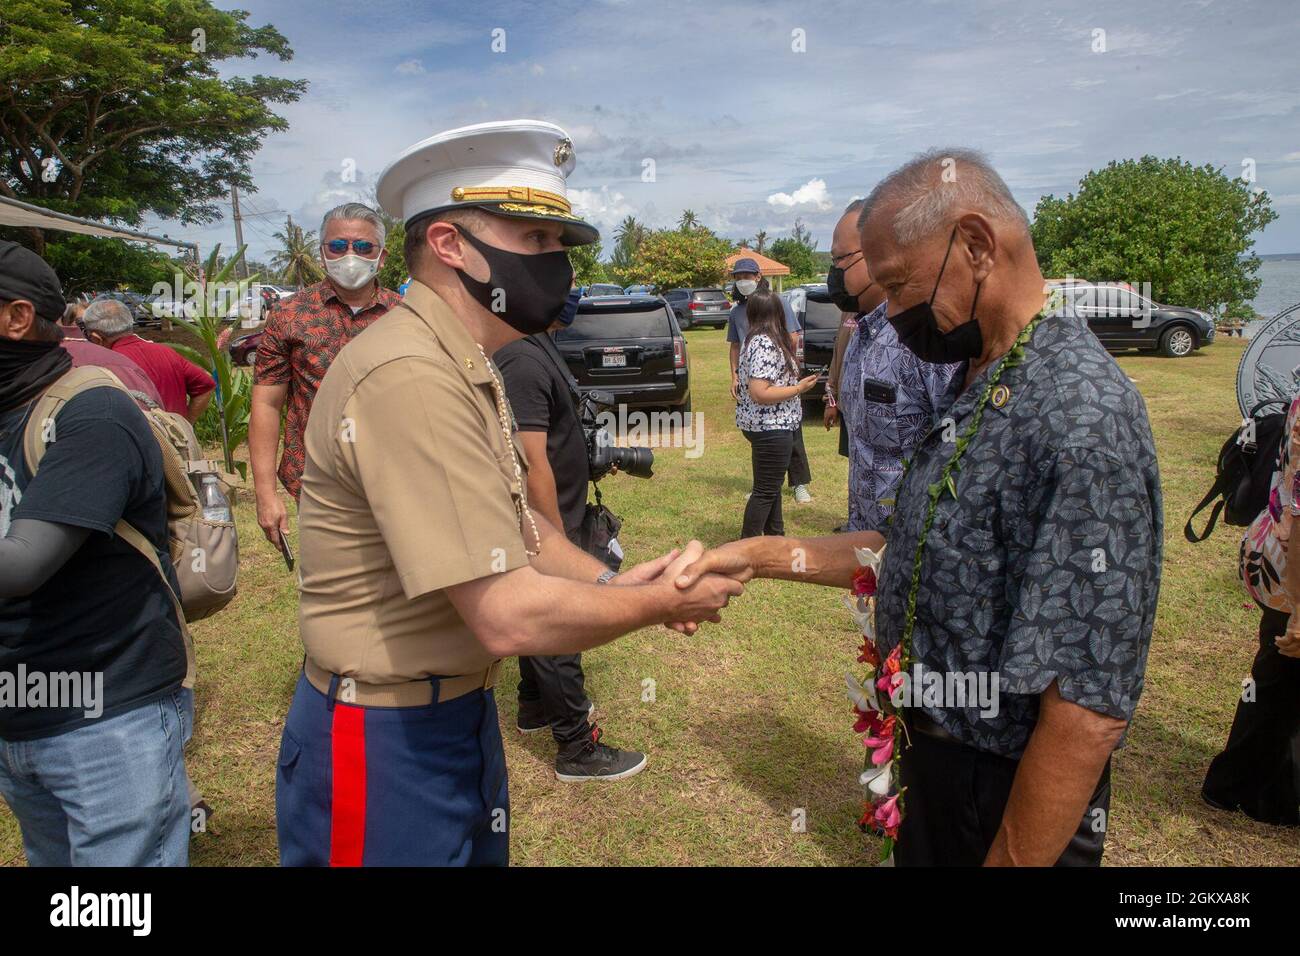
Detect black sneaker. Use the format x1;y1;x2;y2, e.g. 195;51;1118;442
517;700;595;735
555;726;647;782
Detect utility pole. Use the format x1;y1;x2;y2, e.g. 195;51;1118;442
230;184;249;279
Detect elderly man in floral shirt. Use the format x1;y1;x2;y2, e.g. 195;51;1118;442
251;202;401;544
679;150;1162;868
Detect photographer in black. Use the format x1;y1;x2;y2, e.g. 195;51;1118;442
496;291;650;781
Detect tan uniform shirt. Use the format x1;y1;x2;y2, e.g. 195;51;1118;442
297;280;533;681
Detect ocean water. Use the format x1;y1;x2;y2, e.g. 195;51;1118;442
1244;258;1300;336
1250;259;1300;321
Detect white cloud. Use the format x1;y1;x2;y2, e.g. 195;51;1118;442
568;185;636;239
767;177;832;211
394;59;425;76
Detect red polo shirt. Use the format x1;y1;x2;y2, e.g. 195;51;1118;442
108;334;215;416
59;333;164;407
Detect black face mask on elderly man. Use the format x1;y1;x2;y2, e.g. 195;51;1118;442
887;226;984;364
453;224;574;336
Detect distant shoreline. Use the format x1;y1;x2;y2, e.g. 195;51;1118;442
1259;253;1300;261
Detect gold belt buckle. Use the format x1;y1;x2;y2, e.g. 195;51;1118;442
483;659;502;690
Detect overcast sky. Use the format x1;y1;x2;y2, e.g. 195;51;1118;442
147;0;1300;262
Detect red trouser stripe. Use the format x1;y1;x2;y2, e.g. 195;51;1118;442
329;703;367;867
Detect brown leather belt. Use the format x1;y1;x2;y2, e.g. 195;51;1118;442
303;657;500;708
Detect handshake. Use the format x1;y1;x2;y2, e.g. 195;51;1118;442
610;538;760;635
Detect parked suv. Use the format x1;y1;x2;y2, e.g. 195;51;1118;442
791;287;843;404
553;295;690;411
1048;280;1215;357
663;287;731;329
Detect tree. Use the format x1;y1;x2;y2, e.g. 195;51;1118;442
1032;156;1277;318
568;240;606;285
38;234;180;296
678;209;700;231
270;217;322;287
609;215;648;281
751;229;769;254
377;218;407;291
0;0;306;254
625;228;732;290
769;237;819;284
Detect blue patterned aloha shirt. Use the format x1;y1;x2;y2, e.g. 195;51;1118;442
839;302;963;532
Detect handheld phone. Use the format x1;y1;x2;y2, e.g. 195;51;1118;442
277;528;295;571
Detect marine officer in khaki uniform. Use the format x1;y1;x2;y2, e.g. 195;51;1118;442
275;120;746;866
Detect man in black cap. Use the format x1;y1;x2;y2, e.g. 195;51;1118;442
0;240;191;866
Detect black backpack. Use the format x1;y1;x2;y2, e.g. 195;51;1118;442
1184;402;1288;542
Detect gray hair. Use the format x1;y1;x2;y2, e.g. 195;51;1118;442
82;296;135;338
857;147;1028;245
320;202;385;245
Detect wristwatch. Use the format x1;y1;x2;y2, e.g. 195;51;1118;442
595;570;617;585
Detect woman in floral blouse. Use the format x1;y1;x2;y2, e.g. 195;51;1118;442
1204;391;1300;825
735;290;817;538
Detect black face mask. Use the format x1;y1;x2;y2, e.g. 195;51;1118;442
887;226;984;364
0;331;71;414
826;258;866;313
453;225;574;336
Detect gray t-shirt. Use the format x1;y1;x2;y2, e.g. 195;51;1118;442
726;296;800;344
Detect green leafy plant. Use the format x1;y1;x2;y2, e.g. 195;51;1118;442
1032;156;1277;319
164;243;254;478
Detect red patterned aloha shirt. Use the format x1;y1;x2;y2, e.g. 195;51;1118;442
254;279;402;498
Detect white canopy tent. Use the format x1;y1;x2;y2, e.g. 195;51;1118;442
0;195;198;257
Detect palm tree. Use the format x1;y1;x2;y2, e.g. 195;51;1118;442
678;209;700;231
752;229;768;254
271;216;324;287
611;216;648;280
614;215;647;249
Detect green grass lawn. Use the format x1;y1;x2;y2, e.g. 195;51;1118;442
3;330;1297;866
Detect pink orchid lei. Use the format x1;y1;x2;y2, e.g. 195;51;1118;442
842;544;907;860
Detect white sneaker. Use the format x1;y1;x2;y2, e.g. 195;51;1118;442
793;484;813;503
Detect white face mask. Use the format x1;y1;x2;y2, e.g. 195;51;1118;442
324;252;379;291
735;279;758;296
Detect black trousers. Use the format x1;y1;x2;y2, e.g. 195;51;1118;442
517;654;592;746
741;428;794;538
1202;607;1300;826
787;422;812;487
893;726;1110;866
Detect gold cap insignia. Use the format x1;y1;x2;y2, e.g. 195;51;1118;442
554;137;573;167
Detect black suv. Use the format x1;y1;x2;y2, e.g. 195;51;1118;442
790;287;843;404
553;295;691;411
663;287;731;329
1048;280;1215;357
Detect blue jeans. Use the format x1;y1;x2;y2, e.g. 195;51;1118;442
0;691;191;866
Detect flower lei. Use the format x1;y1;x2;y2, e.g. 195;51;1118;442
844;308;1047;862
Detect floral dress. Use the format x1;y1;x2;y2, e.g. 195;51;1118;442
735;333;802;432
1240;393;1300;612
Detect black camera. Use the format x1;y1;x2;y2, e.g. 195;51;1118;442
578;389;654;481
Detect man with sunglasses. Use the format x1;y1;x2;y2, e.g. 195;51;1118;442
251;202;401;546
